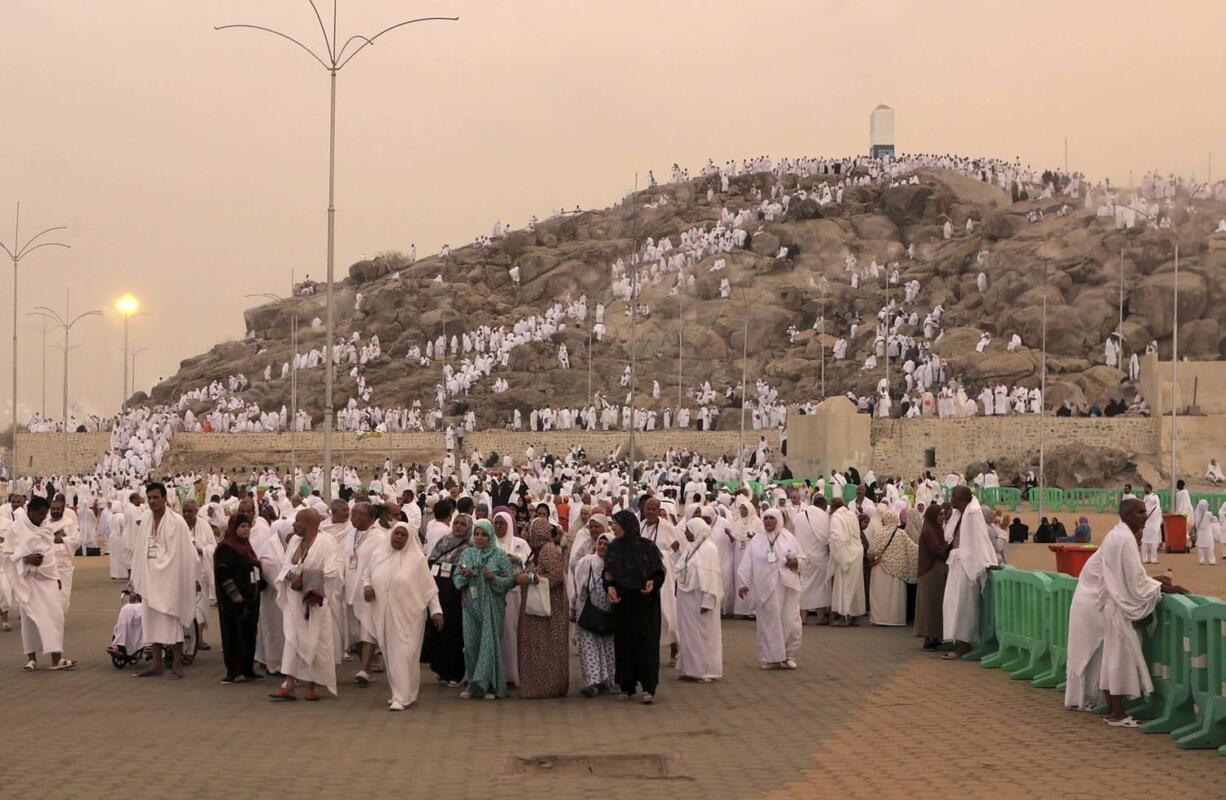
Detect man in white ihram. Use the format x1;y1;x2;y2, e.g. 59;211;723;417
940;486;999;660
131;482;199;679
1140;483;1162;564
1064;498;1187;725
3;496;75;671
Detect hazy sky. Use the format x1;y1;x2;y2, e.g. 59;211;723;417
2;0;1223;421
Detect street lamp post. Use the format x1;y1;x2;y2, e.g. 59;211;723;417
130;346;151;396
246;292;301;484
732;287;774;485
0;203;69;475
1037;240;1050;525
217;3;459;503
25;314;53;417
114;294;141;410
1111;192;1202;502
30;289;102;474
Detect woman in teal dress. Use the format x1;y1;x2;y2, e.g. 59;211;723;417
453;519;516;699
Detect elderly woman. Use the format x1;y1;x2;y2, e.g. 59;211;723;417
363;524;443;711
571;532;616;696
736;508;803;670
913;503;949;650
866;508;918;626
492;508;529;687
604;510;666;703
424;513;472;688
454;519;516;699
515;517;569;698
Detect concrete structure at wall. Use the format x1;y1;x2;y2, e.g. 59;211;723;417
787;398;872;480
14;433;111;477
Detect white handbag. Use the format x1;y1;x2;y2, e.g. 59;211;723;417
525;576;552;617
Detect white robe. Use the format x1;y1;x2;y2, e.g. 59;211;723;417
363;538;442;706
941;499;997;643
1064;522;1162;708
675;536;723;679
131;510;199;645
252;524;288;673
642;518;680;647
47;512;81;612
2;516;65;654
495;528;530;687
735;528;803;663
790;505;831;610
277;533;342;694
827;508;866;617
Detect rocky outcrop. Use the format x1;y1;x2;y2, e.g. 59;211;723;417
146;167;1226;430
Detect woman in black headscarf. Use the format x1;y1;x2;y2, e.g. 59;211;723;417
603;510;666;703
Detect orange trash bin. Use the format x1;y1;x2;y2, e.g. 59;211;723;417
1048;544;1098;577
1163;514;1189;553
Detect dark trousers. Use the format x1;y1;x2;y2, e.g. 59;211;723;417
218;597;259;677
612;591;661;695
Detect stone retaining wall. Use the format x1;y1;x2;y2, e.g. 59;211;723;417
13;433;111;477
868;416;1159;477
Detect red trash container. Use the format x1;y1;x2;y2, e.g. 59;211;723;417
1048;544;1098;577
1163;514;1189;553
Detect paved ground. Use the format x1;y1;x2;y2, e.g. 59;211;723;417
2;552;1220;800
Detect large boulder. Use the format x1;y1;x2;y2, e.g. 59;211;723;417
1131;271;1207;337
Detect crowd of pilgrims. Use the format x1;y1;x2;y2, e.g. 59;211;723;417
0;444;1199;725
0;445;1010;702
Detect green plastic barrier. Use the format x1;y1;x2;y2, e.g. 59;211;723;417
1028;487;1066;512
1065;488;1110;513
998;487;1022;512
1171;599;1226;749
1032;571;1078;690
1126;594;1207;733
963;569;998;662
976;487;999;508
981;568;1053;680
1155;489;1172;512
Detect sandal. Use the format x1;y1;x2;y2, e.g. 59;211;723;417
940;652;962;661
304;689;319;701
1105;716;1139;728
22;660;37;672
268;688;296;701
50;659;76;671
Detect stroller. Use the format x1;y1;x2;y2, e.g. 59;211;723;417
107;585;200;669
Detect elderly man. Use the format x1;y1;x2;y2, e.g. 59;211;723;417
941;486;999;659
341;502;387;685
131;483;199;679
827;498;866;626
270;508;341;701
1065;498;1188;724
4;497;75;671
787;489;831;624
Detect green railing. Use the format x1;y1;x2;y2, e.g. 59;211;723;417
975;569;1226;755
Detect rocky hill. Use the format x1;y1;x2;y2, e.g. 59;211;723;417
147;165;1226;428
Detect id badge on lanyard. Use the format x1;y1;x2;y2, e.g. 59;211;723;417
348;554;359;570
147;540;161;560
766;549;777;564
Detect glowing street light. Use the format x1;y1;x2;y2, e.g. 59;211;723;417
115;294;142;411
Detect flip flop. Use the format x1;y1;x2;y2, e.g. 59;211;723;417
268;688;296;701
22;660;37;672
304;689;319;702
1105;716;1139;728
50;659;76;671
940;653;962;661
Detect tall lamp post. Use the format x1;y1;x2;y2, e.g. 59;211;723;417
114;295;142;411
217;3;459;502
25;314;54;417
246;292;300;483
31;290;102;474
130;346;151;396
0;203;69;475
731;287;775;485
1112;191;1202;503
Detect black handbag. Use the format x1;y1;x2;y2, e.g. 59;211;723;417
577;565;614;635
